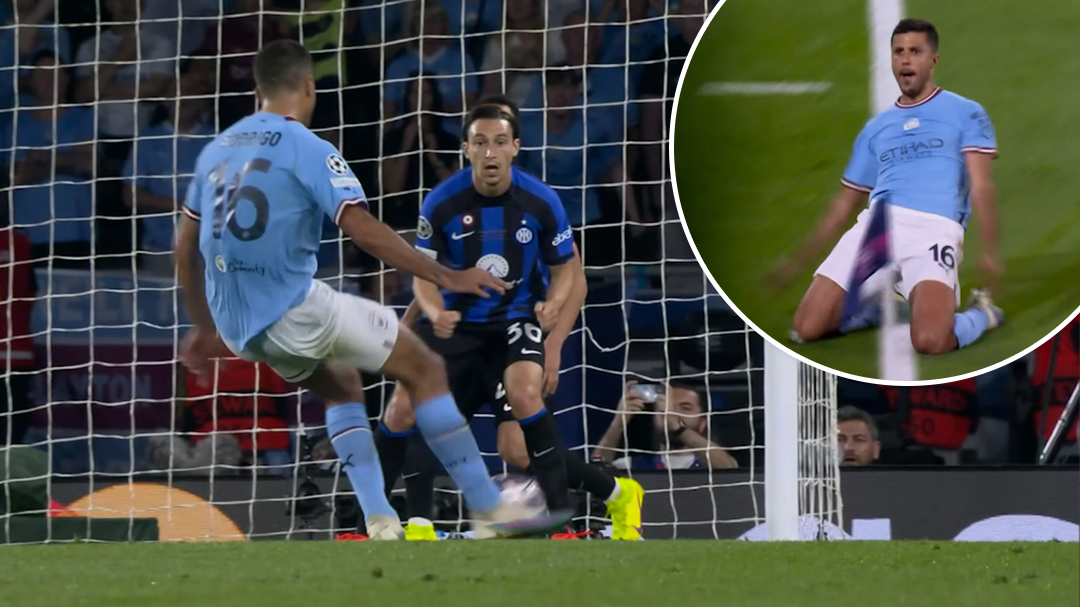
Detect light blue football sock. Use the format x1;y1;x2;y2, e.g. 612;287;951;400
953;308;991;348
326;403;398;520
414;393;500;514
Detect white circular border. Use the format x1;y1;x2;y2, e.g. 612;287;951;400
668;0;1080;386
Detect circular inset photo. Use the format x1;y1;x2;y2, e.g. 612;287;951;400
672;1;1080;382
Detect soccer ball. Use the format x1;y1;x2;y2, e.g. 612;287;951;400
492;473;547;514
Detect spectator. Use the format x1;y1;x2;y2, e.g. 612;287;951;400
593;0;669;68
434;0;501;41
141;0;219;58
122;56;216;274
0;50;95;262
837;406;881;466
384;1;479;133
594;381;738;470
558;10;640;141
881;379;979;464
282;0;360;149
638;0;708;207
518;68;641;266
199;0;289;129
479;0;554;106
0;0;70;114
379;76;461;231
180;358;295;474
0;220;35;446
1030;319;1079;452
73;0;175;173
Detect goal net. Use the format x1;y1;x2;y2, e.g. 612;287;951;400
0;0;840;542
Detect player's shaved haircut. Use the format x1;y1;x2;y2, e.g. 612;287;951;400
254;40;313;98
892;18;939;51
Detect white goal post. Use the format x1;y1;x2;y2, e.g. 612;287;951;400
764;343;844;541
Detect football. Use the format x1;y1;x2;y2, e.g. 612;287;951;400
492;473;548;514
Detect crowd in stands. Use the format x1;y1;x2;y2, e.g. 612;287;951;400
1;0;708;273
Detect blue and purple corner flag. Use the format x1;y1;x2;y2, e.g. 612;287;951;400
842;200;891;321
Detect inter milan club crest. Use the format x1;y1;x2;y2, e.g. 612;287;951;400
515;227;533;244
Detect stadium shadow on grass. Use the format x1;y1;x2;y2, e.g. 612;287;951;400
671;0;1080;381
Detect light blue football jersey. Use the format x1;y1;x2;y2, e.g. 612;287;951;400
182;113;367;350
841;88;998;226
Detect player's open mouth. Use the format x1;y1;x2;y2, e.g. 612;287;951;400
900;70;915;79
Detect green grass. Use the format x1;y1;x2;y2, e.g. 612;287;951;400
673;0;1080;379
0;541;1076;606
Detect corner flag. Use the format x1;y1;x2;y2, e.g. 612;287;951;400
842;200;917;381
841;199;891;322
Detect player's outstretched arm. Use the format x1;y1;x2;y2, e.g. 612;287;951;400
338;204;506;297
175;214;215;334
175;213;221;385
542;244;587;396
769;186;867;287
536;256;580;331
546;243;587;349
966;151;1002;289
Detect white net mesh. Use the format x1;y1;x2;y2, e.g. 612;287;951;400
0;0;839;543
798;363;843;538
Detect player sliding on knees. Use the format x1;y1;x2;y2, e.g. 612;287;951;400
771;19;1004;355
174;40;569;540
372;99;644;540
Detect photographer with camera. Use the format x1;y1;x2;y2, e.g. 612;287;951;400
593;381;738;470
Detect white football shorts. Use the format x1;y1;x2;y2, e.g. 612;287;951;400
227;279;400;382
815;202;965;307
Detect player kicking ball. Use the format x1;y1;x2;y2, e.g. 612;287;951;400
174;40;569;540
773;18;1004;355
372;98;643;541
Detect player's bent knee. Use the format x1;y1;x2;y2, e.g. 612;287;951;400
383;391;416;433
506;384;544;419
911;329;954;355
791;313;826;343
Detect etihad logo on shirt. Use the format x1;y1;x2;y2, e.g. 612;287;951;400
879;138;944;164
214;255;266;276
552;228;573;247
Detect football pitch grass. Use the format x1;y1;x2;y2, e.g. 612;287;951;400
673;0;1080;380
1;541;1077;607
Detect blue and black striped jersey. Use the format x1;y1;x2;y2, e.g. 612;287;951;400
414;167;574;324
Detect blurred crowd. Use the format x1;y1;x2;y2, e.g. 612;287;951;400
1;0;709;273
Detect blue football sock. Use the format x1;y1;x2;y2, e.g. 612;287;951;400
953;308;990;349
326;403;398;520
414;393;500;514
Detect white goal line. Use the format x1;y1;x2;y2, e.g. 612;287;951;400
698;81;833;96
